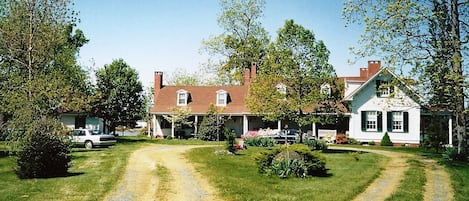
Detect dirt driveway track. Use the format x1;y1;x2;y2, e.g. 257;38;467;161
104;144;221;201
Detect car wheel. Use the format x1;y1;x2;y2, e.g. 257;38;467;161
85;141;93;149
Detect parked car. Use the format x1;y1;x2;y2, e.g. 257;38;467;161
70;129;116;149
273;129;300;144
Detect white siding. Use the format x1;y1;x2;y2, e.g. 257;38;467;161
344;81;365;98
348;76;421;144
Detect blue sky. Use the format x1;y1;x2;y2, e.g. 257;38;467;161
74;0;375;87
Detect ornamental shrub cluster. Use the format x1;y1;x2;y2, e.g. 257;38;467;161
243;137;276;147
15;118;71;179
256;144;327;178
303;139;328;151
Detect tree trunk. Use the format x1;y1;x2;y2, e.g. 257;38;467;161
450;0;467;154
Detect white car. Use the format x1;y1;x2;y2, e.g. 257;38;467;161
70;129;116;149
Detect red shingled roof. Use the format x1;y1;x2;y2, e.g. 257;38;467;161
150;85;250;114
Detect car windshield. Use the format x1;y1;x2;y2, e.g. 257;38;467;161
91;130;103;135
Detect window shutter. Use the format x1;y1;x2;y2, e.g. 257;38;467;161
403;112;409;133
361;111;366;131
376;80;381;97
387;112;392;132
377;111;382;132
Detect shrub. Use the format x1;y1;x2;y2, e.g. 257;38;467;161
335;134;348;144
15;118;71;179
347;137;361;145
256;144;327;178
443;147;468;161
303;139;328;151
225;128;237;153
244;137;276;147
368;141;375;146
380;132;393;146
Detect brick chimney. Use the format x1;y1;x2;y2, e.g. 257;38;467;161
244;68;251;85
367;60;381;77
154;71;163;101
251;62;257;81
360;68;368;78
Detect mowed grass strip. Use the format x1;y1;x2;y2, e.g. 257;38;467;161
443;160;469;201
0;139;147;201
385;159;426;201
154;164;172;201
186;147;388;201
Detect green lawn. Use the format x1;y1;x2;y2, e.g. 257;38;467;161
186;147;388;201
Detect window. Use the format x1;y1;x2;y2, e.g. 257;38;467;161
366;111;377;131
216;90;227;106
392;112;403;132
376;80;393;97
361;111;382;132
177;90;188;106
321;83;331;97
387;111;409;132
276;83;287;95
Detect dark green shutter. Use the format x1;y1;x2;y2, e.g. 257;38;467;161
403;112;409;133
377;111;382;132
376;80;381;97
361;111;366;131
387;112;393;132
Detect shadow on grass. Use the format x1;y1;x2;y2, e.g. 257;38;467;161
116;137;149;144
323;149;368;154
71;148;103;153
21;172;85;180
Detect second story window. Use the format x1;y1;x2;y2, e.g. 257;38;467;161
216;90;227;106
376;80;393;97
177;89;188;106
276;83;287;95
321;83;331;97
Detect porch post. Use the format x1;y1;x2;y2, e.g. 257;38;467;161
313;122;317;139
194;115;198;137
152;114;157;137
171;121;175;138
277;120;281;131
449;116;453;146
243;115;248;135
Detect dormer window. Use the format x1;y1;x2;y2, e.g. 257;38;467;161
177;89;188;106
320;83;331;97
216;90;227;106
376;80;393;97
276;83;287;95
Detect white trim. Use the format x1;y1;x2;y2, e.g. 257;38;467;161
216;89;227;106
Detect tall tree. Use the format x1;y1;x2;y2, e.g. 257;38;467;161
166;68;202;86
247;20;340;142
95;59;145;133
202;0;269;85
0;0;87;177
343;0;468;154
0;0;89;133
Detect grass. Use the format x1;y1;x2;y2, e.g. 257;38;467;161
385;159;426;201
0;138;146;201
441;160;469;201
154;164;172;201
186;146;388;201
334;144;469;200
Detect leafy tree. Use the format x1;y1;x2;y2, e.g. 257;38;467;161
163;107;193;137
0;0;85;177
95;59;145;133
166;68;202;86
247;20;341;142
202;0;269;84
343;0;468;154
198;104;224;141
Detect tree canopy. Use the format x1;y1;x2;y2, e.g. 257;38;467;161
202;0;269;85
247;20;341;139
95;59;145;133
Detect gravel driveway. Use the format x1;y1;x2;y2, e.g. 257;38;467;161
103;145;221;201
